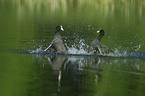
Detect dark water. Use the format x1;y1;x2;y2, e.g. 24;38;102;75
0;0;145;96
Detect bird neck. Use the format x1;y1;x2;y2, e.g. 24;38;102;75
54;31;61;39
55;31;60;35
97;32;104;40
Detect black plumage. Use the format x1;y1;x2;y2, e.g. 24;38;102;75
89;29;113;54
44;25;66;53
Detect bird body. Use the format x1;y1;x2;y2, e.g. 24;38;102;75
44;25;66;53
89;29;104;54
53;31;66;52
89;29;113;54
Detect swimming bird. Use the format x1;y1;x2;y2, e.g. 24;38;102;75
88;29;113;54
44;25;66;53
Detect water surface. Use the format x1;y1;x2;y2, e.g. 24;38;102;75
0;0;145;96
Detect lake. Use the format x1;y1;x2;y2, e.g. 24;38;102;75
0;0;145;96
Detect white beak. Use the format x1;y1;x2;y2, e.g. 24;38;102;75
97;30;100;33
60;25;64;31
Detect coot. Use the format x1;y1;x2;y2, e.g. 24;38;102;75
89;29;113;54
44;25;66;53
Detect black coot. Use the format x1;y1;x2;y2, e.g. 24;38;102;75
44;25;66;53
89;29;113;54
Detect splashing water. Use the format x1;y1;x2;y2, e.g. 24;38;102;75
30;47;43;53
134;44;141;52
107;44;143;57
110;49;128;57
66;39;88;54
26;38;145;59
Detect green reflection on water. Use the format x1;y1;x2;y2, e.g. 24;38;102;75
0;52;145;96
0;53;32;96
1;0;145;96
0;53;58;96
0;0;145;52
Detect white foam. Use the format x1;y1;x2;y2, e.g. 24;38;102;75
67;47;78;54
67;39;88;54
78;49;88;54
30;47;42;53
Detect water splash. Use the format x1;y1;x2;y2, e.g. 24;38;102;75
106;44;144;58
22;37;145;59
134;44;141;52
110;49;128;57
66;39;88;54
30;47;43;53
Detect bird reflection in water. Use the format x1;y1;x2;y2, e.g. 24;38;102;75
41;53;142;95
45;55;107;92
